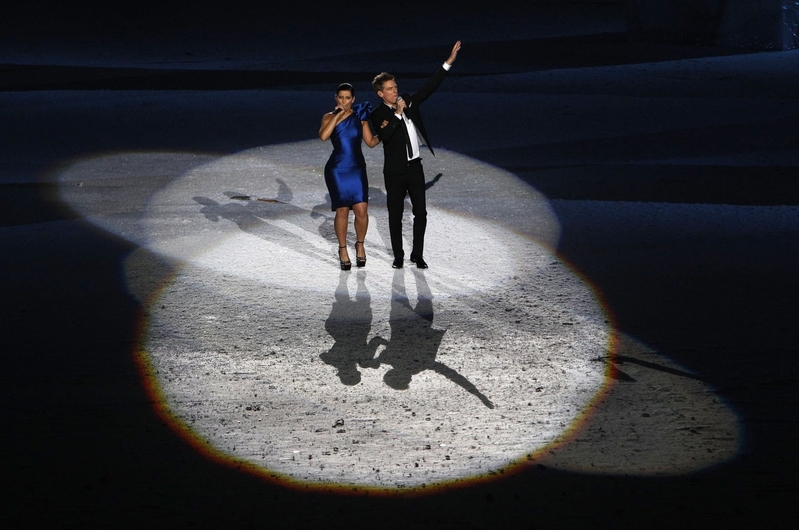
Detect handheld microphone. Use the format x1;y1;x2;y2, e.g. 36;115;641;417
332;107;342;115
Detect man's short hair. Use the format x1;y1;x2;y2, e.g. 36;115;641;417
372;72;395;93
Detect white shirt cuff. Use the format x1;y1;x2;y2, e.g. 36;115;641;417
443;62;451;71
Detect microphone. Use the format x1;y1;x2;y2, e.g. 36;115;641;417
332;107;342;115
396;95;409;111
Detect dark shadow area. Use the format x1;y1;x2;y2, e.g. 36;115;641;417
626;0;799;51
609;366;637;382
0;182;78;226
366;270;494;409
0;33;759;91
424;172;443;191
474;118;799;166
321;271;380;385
508;163;799;205
0;65;435;91
328;32;758;75
612;355;702;381
471;117;799;205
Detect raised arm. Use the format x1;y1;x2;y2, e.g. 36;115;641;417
412;40;461;105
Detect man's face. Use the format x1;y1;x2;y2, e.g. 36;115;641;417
377;80;398;105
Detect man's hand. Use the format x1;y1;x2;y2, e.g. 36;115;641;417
395;96;407;115
445;40;461;66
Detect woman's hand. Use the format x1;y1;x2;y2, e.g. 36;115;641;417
362;121;380;148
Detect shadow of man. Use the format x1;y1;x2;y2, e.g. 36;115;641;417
194;178;336;263
371;269;495;409
320;271;382;385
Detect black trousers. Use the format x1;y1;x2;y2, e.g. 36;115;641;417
384;159;427;260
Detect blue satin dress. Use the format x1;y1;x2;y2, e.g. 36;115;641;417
324;102;372;210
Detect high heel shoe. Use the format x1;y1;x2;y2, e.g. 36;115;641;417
355;240;366;268
338;245;351;271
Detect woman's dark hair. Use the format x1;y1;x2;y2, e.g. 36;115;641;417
337;83;354;96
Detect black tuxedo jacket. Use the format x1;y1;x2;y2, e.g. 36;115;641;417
371;65;449;175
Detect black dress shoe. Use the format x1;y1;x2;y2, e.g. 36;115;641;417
410;256;428;269
392;258;404;269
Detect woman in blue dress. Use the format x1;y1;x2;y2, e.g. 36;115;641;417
319;83;380;270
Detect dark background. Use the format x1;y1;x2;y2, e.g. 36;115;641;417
2;1;799;528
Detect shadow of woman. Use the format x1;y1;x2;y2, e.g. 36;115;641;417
194;178;336;263
320;271;382;385
371;269;495;409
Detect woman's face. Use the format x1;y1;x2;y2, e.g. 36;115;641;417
335;90;354;110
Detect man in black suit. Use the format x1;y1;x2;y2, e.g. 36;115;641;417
371;41;461;269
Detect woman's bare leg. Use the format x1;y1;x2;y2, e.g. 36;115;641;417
352;202;368;260
334;206;351;263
